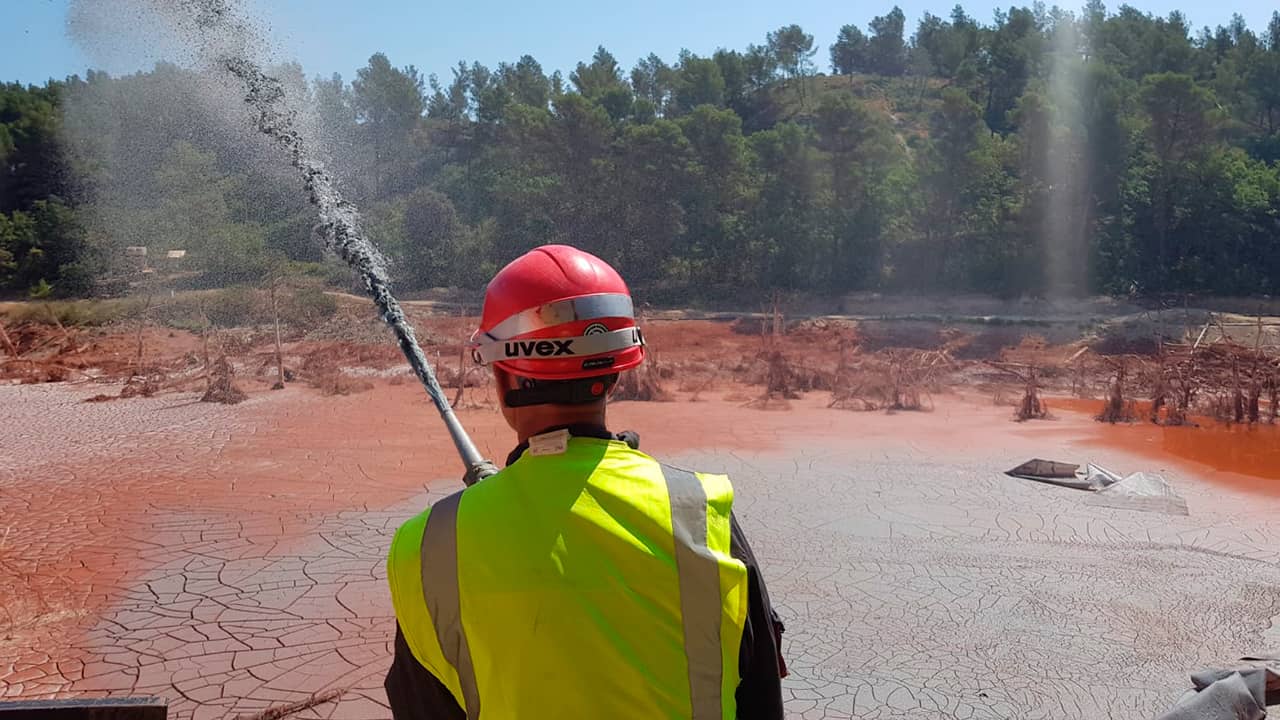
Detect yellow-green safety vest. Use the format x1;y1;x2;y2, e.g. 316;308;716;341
387;435;750;719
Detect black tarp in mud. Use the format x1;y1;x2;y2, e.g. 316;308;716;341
1006;459;1093;490
1006;459;1123;492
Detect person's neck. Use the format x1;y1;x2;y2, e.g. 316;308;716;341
516;408;608;444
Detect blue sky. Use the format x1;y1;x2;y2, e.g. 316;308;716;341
4;0;1277;86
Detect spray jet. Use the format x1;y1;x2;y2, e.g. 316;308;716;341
144;0;499;484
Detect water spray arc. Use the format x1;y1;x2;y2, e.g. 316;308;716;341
149;0;496;483
226;58;496;483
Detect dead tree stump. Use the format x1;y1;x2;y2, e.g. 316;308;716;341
202;356;247;404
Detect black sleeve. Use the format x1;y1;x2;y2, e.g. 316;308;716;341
730;513;787;720
385;625;466;720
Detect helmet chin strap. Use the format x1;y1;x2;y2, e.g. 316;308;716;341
504;374;619;408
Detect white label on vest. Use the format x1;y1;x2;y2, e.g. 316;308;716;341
528;429;570;456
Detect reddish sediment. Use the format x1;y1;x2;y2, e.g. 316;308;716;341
4;375;1275;713
1051;396;1280;495
0;381;799;701
0;381;1003;694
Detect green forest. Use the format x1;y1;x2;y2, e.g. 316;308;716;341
3;3;1280;303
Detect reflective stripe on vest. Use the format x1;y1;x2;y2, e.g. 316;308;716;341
419;491;481;720
664;465;724;720
416;463;729;719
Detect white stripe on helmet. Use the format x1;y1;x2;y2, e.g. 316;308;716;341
482;293;634;341
472;327;643;365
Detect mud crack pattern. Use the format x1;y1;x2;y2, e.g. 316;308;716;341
699;447;1280;719
4;386;1280;718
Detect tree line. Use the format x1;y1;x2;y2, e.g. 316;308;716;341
2;3;1279;302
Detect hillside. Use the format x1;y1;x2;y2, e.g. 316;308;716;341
3;6;1279;303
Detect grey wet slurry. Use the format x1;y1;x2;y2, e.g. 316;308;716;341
679;443;1280;719
62;505;414;720
4;389;1280;719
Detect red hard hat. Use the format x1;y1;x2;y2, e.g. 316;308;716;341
469;245;646;381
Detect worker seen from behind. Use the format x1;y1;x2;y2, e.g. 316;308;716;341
385;244;787;719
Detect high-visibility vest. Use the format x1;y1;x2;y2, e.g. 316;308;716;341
387;435;750;720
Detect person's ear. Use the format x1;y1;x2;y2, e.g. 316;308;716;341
493;367;511;407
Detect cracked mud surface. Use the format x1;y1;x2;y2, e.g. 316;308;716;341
699;446;1280;719
3;383;1279;719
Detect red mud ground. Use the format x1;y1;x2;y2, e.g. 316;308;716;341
0;378;847;712
3;315;1278;716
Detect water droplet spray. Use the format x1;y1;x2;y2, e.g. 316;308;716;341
70;0;495;482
